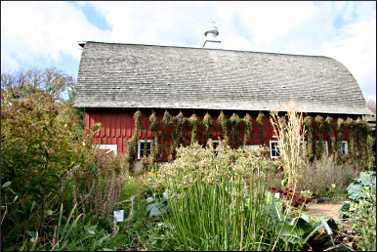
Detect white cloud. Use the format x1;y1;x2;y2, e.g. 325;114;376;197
1;1;376;101
1;1;110;72
320;19;376;102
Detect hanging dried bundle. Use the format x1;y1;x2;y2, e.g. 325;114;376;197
189;114;199;145
229;113;241;147
203;112;213;144
242;113;252;146
217;111;229;145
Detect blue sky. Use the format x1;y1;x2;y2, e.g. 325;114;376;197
1;1;376;102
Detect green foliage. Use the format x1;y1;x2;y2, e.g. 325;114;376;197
336;118;344;154
366;133;375;170
256;112;265;144
188;114;199;145
344;117;355;158
341;171;376;251
1;78;128;250
229;113;241;147
314;115;325;158
347;192;376;251
242;113;252;146
162;110;173;126
202;112;213;144
218;111;229;144
172;112;185;153
304;116;314;160
162;111;174;160
157;144;311;251
125;110;141;166
149;111;159;163
324;116;335;153
345;171;376;201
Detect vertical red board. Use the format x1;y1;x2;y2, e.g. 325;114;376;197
116;112;120;137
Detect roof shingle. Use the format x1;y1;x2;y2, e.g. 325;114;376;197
75;41;370;115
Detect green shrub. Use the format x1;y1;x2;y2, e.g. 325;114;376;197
156;144;311;251
1;88;128;250
340;171;376;251
347;191;376;251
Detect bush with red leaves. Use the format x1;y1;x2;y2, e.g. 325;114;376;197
270;187;307;206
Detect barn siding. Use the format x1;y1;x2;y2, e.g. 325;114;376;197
85;108;352;160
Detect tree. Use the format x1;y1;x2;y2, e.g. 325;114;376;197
1;67;75;101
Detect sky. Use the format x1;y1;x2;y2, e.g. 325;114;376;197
1;1;376;102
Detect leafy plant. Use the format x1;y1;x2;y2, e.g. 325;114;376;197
158;144;311;251
341;171;376;251
242;113;252;146
202;112;213;144
218;111;229;144
125;110;141;167
256;112;265;144
188;114;199;145
149;111;159;163
172;112;185;156
229;113;241;147
345;171;376;201
304;116;314;160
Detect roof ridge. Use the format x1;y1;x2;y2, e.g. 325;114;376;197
82;40;330;59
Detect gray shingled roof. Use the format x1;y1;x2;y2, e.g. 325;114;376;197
75;41;370;115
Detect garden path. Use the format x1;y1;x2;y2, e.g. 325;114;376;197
305;202;343;221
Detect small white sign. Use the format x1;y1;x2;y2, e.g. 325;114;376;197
274;192;280;199
114;210;124;223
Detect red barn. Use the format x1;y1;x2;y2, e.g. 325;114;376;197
74;41;371;163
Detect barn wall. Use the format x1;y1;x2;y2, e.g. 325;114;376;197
84;108;352;160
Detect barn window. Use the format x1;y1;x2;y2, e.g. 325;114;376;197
137;140;153;160
269;140;280;159
212;140;220;149
96;144;117;155
339;141;348;155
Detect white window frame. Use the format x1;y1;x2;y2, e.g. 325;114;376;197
269;140;280;159
96;144;118;155
340;140;348;155
137;140;153;160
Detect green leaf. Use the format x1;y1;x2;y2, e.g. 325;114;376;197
2;181;11;189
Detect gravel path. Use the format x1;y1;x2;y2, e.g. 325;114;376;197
305;202;343;221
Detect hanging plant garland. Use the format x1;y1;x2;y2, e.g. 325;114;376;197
344;117;355;158
229;113;241;147
218;111;229;145
336;118;344;155
203;112;213;145
162;110;174;160
324;116;335;153
125;110;142;167
256;112;265;145
304;116;314;160
189;114;199;145
173;112;185;152
353;117;363;159
357;119;370;164
149;111;159;163
314;115;325;158
242;113;252;146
